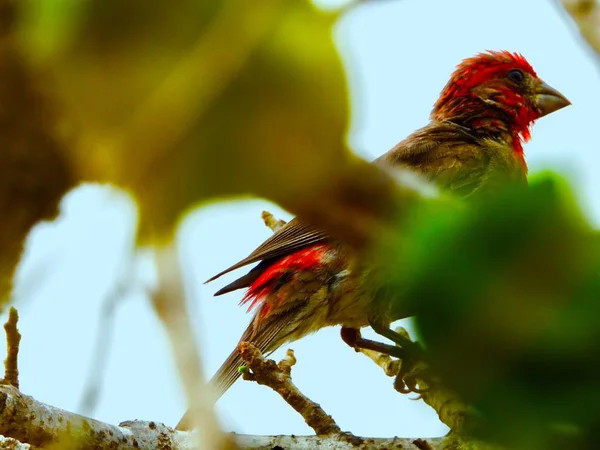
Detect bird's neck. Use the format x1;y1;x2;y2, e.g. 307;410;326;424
434;99;531;171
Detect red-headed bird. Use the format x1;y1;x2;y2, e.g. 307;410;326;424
177;50;570;429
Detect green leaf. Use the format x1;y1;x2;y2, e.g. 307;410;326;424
381;176;600;449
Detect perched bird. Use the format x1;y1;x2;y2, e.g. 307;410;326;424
177;50;570;429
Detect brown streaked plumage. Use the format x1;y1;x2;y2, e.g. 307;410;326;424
177;51;570;430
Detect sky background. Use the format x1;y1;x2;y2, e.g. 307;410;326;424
4;0;600;440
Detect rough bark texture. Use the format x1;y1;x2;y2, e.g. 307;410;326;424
0;384;460;449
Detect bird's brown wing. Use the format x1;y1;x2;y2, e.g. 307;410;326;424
206;217;329;294
376;120;491;198
209;121;517;295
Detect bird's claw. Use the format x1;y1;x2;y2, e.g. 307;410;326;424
394;357;435;396
341;326;437;396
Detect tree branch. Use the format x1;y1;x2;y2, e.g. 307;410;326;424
0;383;463;449
0;310;473;449
234;434;447;449
0;384;182;448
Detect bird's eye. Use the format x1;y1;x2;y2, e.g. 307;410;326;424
507;69;525;83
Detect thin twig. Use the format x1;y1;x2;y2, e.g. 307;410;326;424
1;307;21;389
261;210;287;232
358;347;402;377
238;342;345;436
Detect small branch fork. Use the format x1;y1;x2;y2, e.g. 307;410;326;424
237;342;448;449
239;342;343;436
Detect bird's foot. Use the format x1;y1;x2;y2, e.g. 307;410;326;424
340;327;412;360
368;319;427;363
393;356;435;396
344;322;435;396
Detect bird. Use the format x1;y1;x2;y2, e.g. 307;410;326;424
176;50;570;430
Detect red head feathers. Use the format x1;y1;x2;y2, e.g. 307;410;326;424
431;50;570;153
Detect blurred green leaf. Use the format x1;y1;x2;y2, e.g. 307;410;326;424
381;176;600;449
16;0;393;245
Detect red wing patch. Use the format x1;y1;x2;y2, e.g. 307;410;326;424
240;244;329;318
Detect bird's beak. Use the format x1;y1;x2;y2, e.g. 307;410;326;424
535;80;571;117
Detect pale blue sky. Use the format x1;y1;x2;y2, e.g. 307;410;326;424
5;0;599;440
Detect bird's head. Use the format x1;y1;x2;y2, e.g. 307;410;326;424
431;50;570;144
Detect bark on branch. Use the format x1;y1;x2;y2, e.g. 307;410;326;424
0;384;454;449
0;384;188;449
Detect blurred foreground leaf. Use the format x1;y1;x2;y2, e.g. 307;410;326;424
382;176;600;449
0;11;75;309
16;0;400;246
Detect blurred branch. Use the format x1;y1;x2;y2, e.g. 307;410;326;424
239;342;343;436
559;0;600;58
289;164;439;253
1;307;20;389
79;226;138;416
151;243;236;450
78;268;130;415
